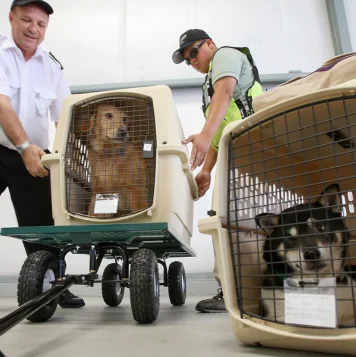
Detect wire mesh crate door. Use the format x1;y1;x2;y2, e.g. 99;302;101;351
65;95;156;219
227;95;356;328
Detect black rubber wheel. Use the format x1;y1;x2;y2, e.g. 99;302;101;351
129;248;160;324
17;250;59;322
102;263;125;307
168;261;186;306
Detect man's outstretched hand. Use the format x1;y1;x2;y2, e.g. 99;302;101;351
182;131;211;171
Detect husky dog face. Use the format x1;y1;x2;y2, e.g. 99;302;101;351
256;184;349;278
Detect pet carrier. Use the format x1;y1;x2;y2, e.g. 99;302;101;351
42;84;198;246
198;78;356;356
253;52;356;113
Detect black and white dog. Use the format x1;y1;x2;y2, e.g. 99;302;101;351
256;184;356;326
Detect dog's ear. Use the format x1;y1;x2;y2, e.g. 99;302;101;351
318;184;342;215
119;100;128;108
255;213;280;235
115;100;129;114
88;114;95;132
74;111;95;134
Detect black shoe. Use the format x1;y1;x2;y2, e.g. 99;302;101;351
58;290;85;308
195;288;227;313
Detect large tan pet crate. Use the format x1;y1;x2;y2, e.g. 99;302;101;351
42;85;199;247
199;79;356;356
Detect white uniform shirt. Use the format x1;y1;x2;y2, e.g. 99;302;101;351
0;35;71;150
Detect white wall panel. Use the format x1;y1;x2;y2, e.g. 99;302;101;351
124;0;192;82
344;0;356;51
0;0;336;86
46;0;126;85
168;0;334;74
125;0;335;81
0;0;126;86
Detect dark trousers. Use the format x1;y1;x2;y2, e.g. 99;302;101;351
0;144;60;257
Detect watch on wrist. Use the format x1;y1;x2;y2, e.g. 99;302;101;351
16;141;31;155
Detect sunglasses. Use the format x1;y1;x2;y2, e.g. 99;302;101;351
184;40;206;65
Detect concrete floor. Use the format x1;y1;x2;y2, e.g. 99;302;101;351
0;294;346;357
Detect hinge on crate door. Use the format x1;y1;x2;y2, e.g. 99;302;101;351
207;210;216;216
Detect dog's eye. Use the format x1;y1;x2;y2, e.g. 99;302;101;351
105;113;113;119
316;224;325;232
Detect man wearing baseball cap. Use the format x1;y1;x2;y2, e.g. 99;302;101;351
173;29;263;313
0;0;85;308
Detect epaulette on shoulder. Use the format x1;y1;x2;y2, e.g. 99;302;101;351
47;51;64;70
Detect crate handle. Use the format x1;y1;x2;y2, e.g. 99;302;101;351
41;153;61;169
157;146;199;200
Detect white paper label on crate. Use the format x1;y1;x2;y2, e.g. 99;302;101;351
284;278;337;328
143;143;152;151
94;194;119;214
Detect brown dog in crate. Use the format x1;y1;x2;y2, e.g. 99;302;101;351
75;101;149;218
255;184;356;326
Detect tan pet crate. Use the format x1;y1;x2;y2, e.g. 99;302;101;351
42;85;199;248
199;79;356;356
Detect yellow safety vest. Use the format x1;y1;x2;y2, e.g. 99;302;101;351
202;46;263;151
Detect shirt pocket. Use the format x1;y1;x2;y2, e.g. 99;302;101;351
33;86;57;116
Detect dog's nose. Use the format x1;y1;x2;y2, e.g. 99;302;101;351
116;129;127;140
303;249;321;261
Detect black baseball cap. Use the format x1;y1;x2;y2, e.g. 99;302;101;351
172;29;211;64
11;0;53;15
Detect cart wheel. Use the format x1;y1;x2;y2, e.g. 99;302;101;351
17;250;58;322
168;261;186;306
102;263;125;307
129;248;160;324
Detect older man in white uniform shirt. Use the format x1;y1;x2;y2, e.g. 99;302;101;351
0;0;84;308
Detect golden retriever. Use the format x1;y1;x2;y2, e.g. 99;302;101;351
76;102;149;218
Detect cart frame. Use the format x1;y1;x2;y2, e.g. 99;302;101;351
0;222;195;335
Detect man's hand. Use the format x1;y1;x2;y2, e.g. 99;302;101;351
21;144;48;177
195;170;211;197
182;131;212;171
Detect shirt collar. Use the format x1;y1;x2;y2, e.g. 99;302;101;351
2;35;17;51
2;35;46;59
